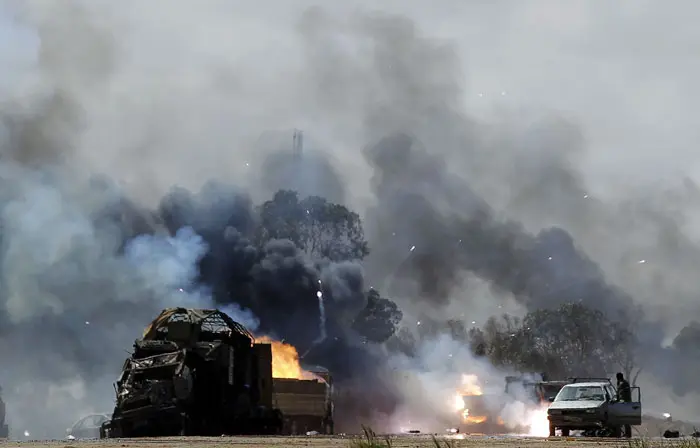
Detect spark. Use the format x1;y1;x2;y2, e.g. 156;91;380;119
548;256;553;260
501;91;507;96
410;245;416;252
85;321;90;325
583;194;589;198
245;162;250;167
638;259;646;264
417;321;421;326
316;291;323;299
23;430;30;437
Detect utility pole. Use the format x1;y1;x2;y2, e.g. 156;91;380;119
292;129;304;159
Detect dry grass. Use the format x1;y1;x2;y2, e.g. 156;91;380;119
626;438;700;448
347;426;457;448
4;433;700;448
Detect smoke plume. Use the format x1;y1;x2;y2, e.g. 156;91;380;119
1;0;700;439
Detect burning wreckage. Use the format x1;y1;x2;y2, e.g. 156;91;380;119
451;374;569;435
100;308;333;438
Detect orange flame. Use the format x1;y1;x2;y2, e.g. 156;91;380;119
257;336;317;380
452;374;493;425
459;374;483;396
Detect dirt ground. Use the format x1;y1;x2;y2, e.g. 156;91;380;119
0;435;657;448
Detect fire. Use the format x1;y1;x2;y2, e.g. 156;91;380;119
453;394;465;411
527;406;550;437
463;410;487;424
452;375;489;425
257;336;317;380
459;374;483;396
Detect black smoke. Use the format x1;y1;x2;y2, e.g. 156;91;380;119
364;132;638;320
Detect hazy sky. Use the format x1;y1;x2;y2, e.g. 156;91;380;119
1;0;698;203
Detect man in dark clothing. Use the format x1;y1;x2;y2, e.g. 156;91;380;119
616;372;632;438
616;372;632;401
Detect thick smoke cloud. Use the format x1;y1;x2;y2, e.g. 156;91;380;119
1;0;700;438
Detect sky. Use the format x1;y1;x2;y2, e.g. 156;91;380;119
1;0;700;433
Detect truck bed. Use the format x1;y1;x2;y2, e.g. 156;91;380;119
273;378;328;416
272;378;330;434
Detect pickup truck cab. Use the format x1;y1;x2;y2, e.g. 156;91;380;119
547;379;641;437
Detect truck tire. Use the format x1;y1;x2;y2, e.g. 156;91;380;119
561;428;570;437
611;426;622;438
549;424;556;437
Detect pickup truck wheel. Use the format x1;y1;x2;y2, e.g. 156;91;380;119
561;428;570;437
549;424;556;437
611;426;622;438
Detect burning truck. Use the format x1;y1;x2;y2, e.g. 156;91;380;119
452;374;506;434
101;308;333;437
451;374;568;435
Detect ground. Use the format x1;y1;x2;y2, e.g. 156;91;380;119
0;435;683;448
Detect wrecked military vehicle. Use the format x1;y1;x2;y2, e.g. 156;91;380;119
101;308;283;437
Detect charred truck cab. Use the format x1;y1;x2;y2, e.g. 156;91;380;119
101;308;283;438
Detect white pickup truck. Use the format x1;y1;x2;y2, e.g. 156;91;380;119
547;379;641;437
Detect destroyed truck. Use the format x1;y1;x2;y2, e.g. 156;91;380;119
505;375;570;405
273;367;334;435
101;308;284;437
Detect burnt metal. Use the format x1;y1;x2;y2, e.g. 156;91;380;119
101;308;283;438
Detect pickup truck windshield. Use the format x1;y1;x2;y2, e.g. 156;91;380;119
554;385;605;402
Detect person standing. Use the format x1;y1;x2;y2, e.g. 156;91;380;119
616;372;632;438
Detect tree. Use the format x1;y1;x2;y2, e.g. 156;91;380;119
352;289;403;343
611;322;642;385
256;190;369;261
672;320;700;354
468;314;528;370
471;302;633;379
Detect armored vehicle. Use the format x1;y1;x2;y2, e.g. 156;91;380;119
547;377;642;437
101;308;283;437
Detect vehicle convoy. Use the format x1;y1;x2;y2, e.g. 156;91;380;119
100;307;333;438
547;378;642;437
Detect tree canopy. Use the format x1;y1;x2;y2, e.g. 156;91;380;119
352;289;404;343
253;189;398;343
256;190;369;261
468;302;638;380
